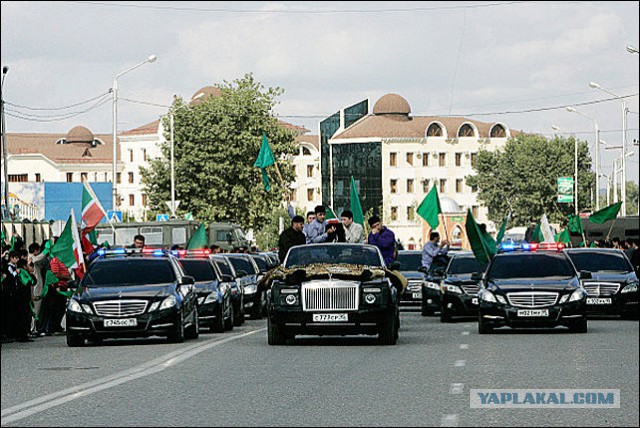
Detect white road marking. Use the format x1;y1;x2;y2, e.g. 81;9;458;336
450;383;465;394
459;344;469;350
461;331;470;335
0;328;265;425
454;360;466;367
441;414;459;427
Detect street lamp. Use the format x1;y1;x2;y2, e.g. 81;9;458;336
626;45;639;54
1;66;8;219
553;123;579;215
566;105;600;210
112;54;157;210
589;81;628;216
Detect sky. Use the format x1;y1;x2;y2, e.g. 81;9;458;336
2;1;639;188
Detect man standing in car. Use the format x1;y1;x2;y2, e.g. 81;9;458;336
367;215;396;267
422;231;450;271
278;215;306;263
306;205;336;244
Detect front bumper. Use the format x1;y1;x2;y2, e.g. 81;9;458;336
585;291;639;316
66;308;181;338
400;285;423;306
479;299;587;329
421;285;441;312
269;306;394;336
196;300;223;327
441;292;479;316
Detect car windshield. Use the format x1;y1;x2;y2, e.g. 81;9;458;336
396;253;422;271
448;256;483;275
566;251;632;273
489;253;575;279
84;259;176;286
179;259;217;282
226;256;258;275
213;258;234;276
285;245;383;269
251;256;269;272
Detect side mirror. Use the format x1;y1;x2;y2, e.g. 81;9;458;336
471;272;483;282
579;271;592;280
180;275;195;285
388;261;401;271
417;266;428;274
221;274;234;283
235;269;247;278
434;267;446;276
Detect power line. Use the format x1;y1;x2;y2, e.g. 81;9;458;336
5;90;111;111
5;96;111;123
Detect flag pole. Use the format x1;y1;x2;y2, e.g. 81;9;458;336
440;213;450;242
605;218;617;241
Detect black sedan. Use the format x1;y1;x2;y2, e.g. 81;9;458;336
396;250;426;308
66;249;199;346
478;245;589;334
225;254;264;319
565;248;639;319
175;252;234;332
420;254;451;316
439;252;484;322
212;255;245;326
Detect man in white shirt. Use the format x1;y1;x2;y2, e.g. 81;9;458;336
341;210;365;244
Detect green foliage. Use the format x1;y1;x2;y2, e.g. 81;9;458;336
254;206;291;251
141;73;298;233
466;133;594;226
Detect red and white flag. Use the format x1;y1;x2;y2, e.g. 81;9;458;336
81;179;107;254
51;209;86;278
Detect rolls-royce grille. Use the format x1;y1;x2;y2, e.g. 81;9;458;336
93;300;148;317
302;281;359;312
461;284;480;295
582;282;620;296
507;292;558;308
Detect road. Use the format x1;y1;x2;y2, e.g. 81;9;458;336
1;311;638;427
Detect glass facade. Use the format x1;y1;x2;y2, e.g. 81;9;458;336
320;112;340;206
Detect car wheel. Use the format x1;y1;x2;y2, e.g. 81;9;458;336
224;301;234;331
211;304;225;333
250;299;263;320
440;307;453;323
233;301;244;326
168;312;185;343
569;318;588;333
478;316;493;335
186;308;199;340
66;333;85;347
378;310;398;345
267;316;286;345
261;290;268;317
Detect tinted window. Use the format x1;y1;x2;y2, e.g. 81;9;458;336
489;254;575;279
252;255;269;272
429;255;450;273
85;259;176;286
285;245;383;269
227;256;258;275
397;253;422;271
179;260;217;282
448;257;483;275
214;258;234;276
567;251;632;273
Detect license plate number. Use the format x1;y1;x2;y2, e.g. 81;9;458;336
412;292;422;299
587;298;612;305
471;298;478;305
517;309;549;317
312;313;348;322
104;318;138;327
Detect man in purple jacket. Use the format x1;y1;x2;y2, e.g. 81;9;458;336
367;215;396;267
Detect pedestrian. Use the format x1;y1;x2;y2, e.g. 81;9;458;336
367;215;396;267
341;210;364;244
14;250;36;342
48;256;71;334
210;244;222;254
629;239;640;273
28;243;48;335
422;231;450;271
278;215;307;263
306;205;336;244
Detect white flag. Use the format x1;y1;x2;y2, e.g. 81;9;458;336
540;214;555;243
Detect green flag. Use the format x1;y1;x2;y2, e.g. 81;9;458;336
18;269;35;287
51;211;83;270
495;211;511;245
44;270;59;288
42;239;53;257
416;185;441;229
554;229;571;244
530;223;544;243
253;132;276;191
325;207;340;225
350;176;365;227
589;202;622;224
10;235;15;251
567;214;584;235
465;209;496;267
186;223;209;250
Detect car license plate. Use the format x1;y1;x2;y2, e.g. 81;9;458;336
312;313;348;322
412;292;422;299
471;298;478;305
517;309;549;317
587;298;612;305
104;318;138;327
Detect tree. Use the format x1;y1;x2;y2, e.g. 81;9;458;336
466;133;594;226
598;181;639;214
141;74;298;232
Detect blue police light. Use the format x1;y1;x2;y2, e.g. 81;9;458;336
113;248;127;255
97;248;106;256
153;250;165;256
500;243;517;252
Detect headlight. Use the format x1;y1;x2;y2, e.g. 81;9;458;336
148;302;160;312
480;290;497;303
244;284;258;295
81;304;93;314
280;288;298;294
425;281;440;290
365;294;376;304
204;292;219;304
159;296;177;310
622;282;638;294
285;295;298;305
68;299;83;313
363;288;381;293
569;288;585;302
443;284;463;294
495;294;506;304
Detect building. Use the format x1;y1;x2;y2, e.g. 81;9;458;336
321;93;514;249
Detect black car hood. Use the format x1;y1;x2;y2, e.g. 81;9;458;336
583;272;637;284
489;277;578;292
194;280;219;294
78;283;175;301
445;274;480;286
400;271;425;281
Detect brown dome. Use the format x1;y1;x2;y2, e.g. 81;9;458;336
373;94;411;116
66;126;94;143
190;86;222;105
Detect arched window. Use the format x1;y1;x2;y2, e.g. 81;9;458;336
302;147;311;156
451;225;464;247
490;124;507;138
426;123;443;137
458;124;475;138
